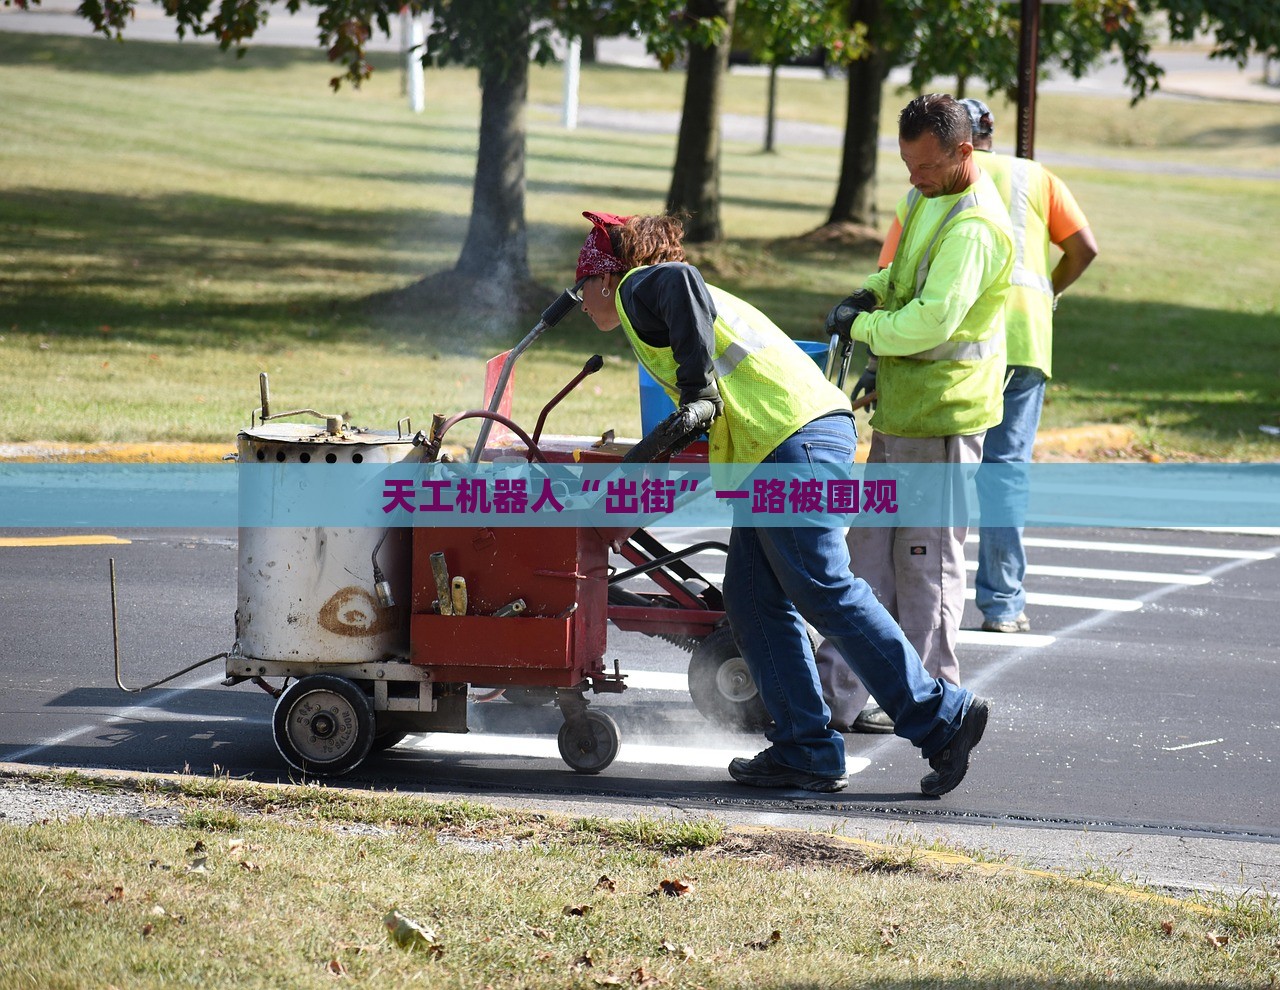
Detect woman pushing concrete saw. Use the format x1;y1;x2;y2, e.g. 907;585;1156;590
570;210;989;796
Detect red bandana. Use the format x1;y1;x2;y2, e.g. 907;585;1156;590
575;210;632;283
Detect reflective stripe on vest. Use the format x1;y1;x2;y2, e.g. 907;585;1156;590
1007;158;1054;297
898;188;1003;362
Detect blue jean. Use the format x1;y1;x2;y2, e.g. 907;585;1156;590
720;414;971;774
975;366;1046;622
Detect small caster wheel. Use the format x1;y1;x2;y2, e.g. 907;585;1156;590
273;674;375;777
557;710;621;774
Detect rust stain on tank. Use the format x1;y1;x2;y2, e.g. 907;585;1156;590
318;586;398;637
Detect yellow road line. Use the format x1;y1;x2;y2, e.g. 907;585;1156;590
0;535;132;547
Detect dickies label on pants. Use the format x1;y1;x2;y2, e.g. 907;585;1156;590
909;545;927;556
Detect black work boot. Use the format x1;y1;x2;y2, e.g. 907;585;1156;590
728;750;848;793
920;697;990;797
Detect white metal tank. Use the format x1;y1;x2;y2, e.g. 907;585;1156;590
235;423;419;663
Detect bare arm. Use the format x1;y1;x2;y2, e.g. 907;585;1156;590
1051;226;1099;297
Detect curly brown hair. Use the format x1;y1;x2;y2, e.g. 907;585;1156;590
608;215;686;269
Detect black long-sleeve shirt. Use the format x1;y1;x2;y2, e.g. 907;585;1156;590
618;263;724;409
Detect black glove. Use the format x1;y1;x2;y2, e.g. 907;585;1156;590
623;399;718;464
824;289;878;341
850;366;877;411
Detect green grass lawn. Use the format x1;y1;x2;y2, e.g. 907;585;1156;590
1;31;1277;457
1;770;1276;990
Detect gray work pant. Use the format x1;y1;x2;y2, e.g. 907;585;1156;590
816;430;985;729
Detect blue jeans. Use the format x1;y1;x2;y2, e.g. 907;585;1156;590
975;366;1046;622
721;414;971;774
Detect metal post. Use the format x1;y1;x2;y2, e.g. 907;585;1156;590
1015;0;1040;159
407;16;425;114
562;36;581;130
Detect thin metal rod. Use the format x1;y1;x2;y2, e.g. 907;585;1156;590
110;557;227;693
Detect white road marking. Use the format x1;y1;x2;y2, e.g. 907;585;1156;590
403;732;871;775
0;671;229;763
964;588;1143;611
623;670;687;692
1161;738;1225;752
965;533;1275;560
961;559;1212;585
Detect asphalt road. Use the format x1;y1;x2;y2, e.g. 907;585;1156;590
2;525;1277;894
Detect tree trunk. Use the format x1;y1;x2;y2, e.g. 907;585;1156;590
454;14;530;283
827;0;888;229
764;62;778;153
666;0;737;243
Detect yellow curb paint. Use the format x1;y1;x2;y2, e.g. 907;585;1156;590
0;535;132;547
734;824;1217;916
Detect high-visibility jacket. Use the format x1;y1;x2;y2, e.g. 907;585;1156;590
978;150;1085;377
857;169;1013;438
617;266;850;466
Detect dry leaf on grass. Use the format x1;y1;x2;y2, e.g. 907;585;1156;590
383;909;443;957
659;939;694;960
325;958;346;976
595;875;617;893
564;904;594;917
651;878;693;897
746;930;782;950
104;885;125;904
1160;919;1175;936
1204;932;1229;949
572;949;595;972
880;922;901;947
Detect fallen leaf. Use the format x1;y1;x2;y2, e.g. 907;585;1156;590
383;909;442;956
141;923;154;938
186;840;206;855
746;930;782;950
563;904;593;917
239;861;261;872
1205;932;1228;949
150;905;167;917
572;949;594;971
880;922;901;947
104;885;125;904
659;939;694;960
228;838;244;852
630;964;664;986
530;927;554;942
593;976;623;986
595;875;617;893
653;878;693;897
1160;919;1175;936
325;959;347;976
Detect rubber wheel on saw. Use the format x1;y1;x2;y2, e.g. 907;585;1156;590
687;625;772;732
557;710;621;774
369;727;409;754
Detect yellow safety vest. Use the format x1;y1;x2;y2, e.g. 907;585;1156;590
617;267;850;466
869;171;1012;438
978;151;1056;376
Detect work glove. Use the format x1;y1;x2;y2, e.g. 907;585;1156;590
850;365;877;411
824;289;878;341
623;399;719;464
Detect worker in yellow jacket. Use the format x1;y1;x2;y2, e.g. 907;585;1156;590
814;93;1013;734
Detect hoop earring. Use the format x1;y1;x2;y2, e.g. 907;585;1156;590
601;285;612;297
